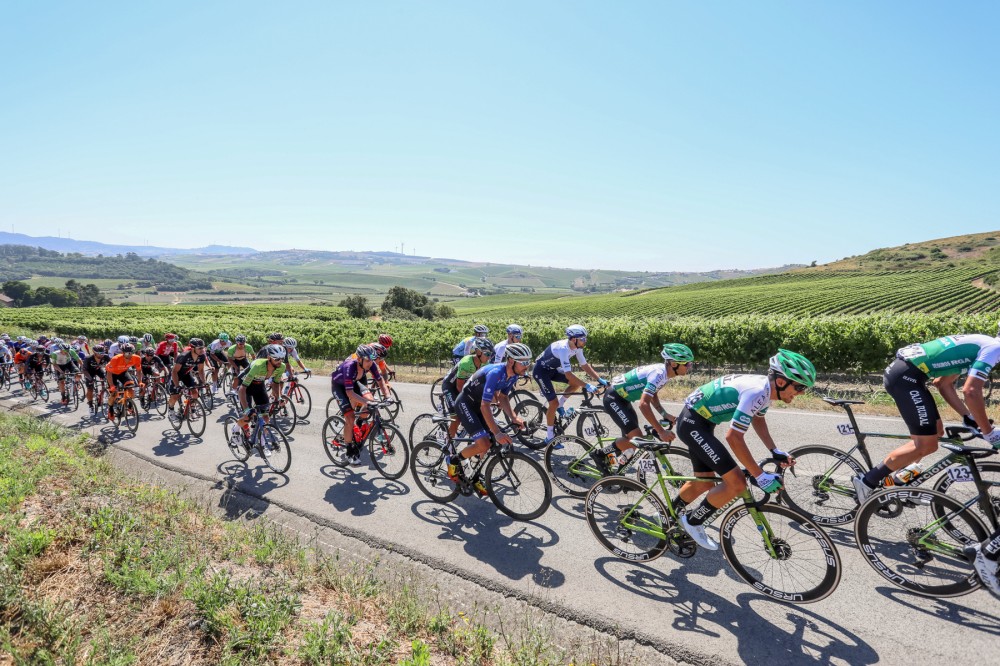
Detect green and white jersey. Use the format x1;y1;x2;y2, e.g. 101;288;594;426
684;374;770;432
611;364;669;402
897;334;1000;380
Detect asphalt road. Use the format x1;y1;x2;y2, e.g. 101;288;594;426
3;376;998;666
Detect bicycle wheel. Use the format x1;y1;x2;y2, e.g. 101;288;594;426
854;487;989;598
220;372;233;394
545;435;604;498
28;380;38;401
97;388;110;422
186;399;207;437
151;384;169;417
368;423;409;480
289;384;312;420
782;445;867;527
223;416;252;462
170;399;185;432
38;381;49;402
325;396;339;420
585;476;669;561
933;460;1000;527
260;424;292;474
322;416;352;467
70;379;82;411
576;411;609;440
409;412;445;450
484;451;552;521
198;387;214;414
270;399;297;436
720;503;842;603
122;399;139;434
510;398;547;450
410;440;460;503
508;389;535;408
429;377;444;408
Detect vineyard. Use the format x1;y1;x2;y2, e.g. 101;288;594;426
2;305;998;374
451;266;1000;318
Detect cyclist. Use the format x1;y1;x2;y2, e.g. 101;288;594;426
22;344;48;389
227;334;255;373
73;335;92;356
208;332;232;393
49;338;82;405
140;333;155;350
105;343;144;417
532;325;608;443
138;347;169;408
442;338;495;440
675;349;815;550
591;343;694;473
330;344;391;466
108;335;129;357
232;344;290;446
282;337;310;375
81;345;108;412
167;338;208;419
852;331;1000;503
447;342;532;494
256;332;285;358
493;324;523;364
156;333;181;369
452;325;490;364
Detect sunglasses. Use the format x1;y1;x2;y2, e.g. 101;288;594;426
786;381;807;393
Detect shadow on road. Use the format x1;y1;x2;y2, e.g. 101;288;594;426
876;586;1000;635
595;556;877;664
410;499;565;588
549;494;587;521
321;465;409;517
213;460;290;519
152;428;205;456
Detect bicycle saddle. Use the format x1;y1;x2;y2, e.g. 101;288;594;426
630;437;672;453
431;414;451;425
822;397;864;406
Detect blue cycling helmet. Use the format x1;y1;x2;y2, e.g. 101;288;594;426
565;324;587;339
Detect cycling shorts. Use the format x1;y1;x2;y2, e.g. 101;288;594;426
676;407;738;476
884;358;939;436
156;354;174;368
532;366;569;402
55;362;76;376
170;372;198;395
231;357;250;371
83;368;106;387
604;391;639;435
330;381;370;414
455;397;489;441
109;371;136;391
244;381;270;409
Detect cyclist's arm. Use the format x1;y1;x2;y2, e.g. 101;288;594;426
749;415;779;454
494;392;517;422
932;373;968;419
638;392;673;440
580;361;602;383
725;424;766;478
481;396;507;436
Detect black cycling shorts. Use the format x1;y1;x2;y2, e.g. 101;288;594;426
231;357;250;371
676;407;738;476
604;391;639;435
532;367;569;402
170;372;198;395
83;368;106;387
884;358;940;436
55;362;76;376
243;381;270;409
330;381;370;414
455;397;489;441
109;371;135;391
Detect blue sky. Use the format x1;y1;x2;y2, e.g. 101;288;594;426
2;2;998;272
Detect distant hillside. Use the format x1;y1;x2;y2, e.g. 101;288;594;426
804;231;1000;271
0;232;255;257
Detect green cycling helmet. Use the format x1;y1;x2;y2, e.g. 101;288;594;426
218;332;230;342
769;349;816;388
661;343;694;364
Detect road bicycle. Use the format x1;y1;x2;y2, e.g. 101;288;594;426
167;385;208;437
59;372;86;411
430;374;535;416
373;381;401;421
410;424;552;521
223;406;292;474
545;423;695;498
140;374;170;417
106;378;141;434
585;437;842;604
780;398;1000;526
322;400;409;479
853;437;1000;598
24;371;49;402
282;370;312;419
0;362;14;391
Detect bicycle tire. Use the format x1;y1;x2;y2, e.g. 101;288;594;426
585;476;669;561
932;460;1000;527
508;389;535;408
187;399;207;437
39;381;49;402
289;383;312;420
97;388;110;422
409;412;443;450
260;424;292;474
198;387;214;414
410;440;460;503
783;444;867;526
322;416;352;467
369;423;409;480
545;434;604;498
720;503;842;603
325;396;340;420
854;487;988;598
575;411;609;440
151;384;169;417
169;399;185;432
223;416;252;462
429;377;444;409
220;372;233;394
123;399;139;434
270;399;297;436
484;450;552;521
511;398;547;450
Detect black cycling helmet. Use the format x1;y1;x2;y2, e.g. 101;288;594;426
268;332;284;342
188;338;206;348
121;343;136;353
234;334;247;343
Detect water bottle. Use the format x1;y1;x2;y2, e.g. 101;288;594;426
619;448;637;466
886;463;924;486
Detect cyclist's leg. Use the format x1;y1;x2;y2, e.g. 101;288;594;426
533;367;561;431
675;408;732;508
601;391;640;454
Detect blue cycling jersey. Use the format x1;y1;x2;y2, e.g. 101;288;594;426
452;336;474;357
459;363;519;404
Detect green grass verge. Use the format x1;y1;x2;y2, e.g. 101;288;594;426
0;413;623;665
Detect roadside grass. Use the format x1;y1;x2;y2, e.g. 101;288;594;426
0;413;627;665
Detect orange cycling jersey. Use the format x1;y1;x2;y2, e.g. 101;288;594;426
106;354;142;375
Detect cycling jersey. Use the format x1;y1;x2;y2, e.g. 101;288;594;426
50;348;81;367
331;358;381;391
452;336;475;358
173;350;206;376
82;355;106;376
240;358;290;386
141;356;168;375
155;340;180;357
106;354;142;376
535;339;587;373
458;363;519;405
493;340;510;364
897;334;1000;381
611;363;669;402
444;355;479;390
227;344;254;360
209;339;230;353
684;374;771;433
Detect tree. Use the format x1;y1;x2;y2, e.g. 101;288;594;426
2;280;32;305
381;286;428;313
339;295;374;318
